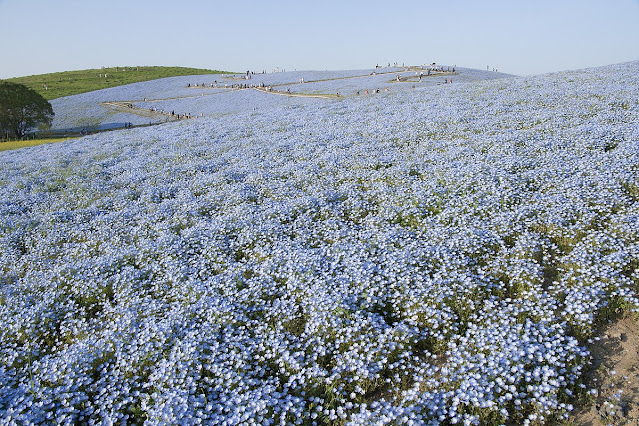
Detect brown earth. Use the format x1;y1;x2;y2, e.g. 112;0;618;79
569;316;639;425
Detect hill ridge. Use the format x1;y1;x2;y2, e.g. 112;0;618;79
3;66;233;100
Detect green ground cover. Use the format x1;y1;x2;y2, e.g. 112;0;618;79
4;66;232;100
0;137;77;151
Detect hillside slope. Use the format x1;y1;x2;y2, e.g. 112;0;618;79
48;65;511;133
0;61;638;425
4;66;232;100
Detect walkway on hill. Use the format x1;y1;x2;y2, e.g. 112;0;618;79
99;67;460;121
100;101;195;121
252;87;339;99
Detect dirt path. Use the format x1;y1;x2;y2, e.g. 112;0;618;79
570;316;639;425
219;68;409;89
395;70;457;82
252;87;339;99
99;67;457;118
100;101;184;121
273;68;407;88
246;68;457;98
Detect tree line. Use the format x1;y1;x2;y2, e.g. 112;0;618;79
0;82;54;140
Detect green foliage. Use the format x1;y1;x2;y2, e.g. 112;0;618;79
0;81;54;138
621;181;639;202
4;66;233;100
0;137;76;151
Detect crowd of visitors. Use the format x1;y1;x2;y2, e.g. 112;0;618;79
123;102;196;121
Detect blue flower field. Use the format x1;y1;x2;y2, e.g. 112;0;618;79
1;62;638;424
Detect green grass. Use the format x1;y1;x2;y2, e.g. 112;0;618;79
3;66;233;100
0;138;78;152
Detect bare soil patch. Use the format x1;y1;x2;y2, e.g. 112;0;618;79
570;316;639;425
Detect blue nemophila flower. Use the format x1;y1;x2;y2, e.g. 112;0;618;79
1;61;638;424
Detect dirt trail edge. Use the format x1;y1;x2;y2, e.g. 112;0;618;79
100;101;182;121
570;315;639;425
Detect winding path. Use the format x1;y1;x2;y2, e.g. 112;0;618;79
99;67;459;123
100;101;182;121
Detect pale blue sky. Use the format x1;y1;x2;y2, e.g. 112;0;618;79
1;0;638;79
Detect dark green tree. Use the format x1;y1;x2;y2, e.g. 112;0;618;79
0;81;54;139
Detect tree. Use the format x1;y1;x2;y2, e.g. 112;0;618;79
0;81;54;139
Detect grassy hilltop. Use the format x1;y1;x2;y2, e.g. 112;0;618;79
4;66;232;100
